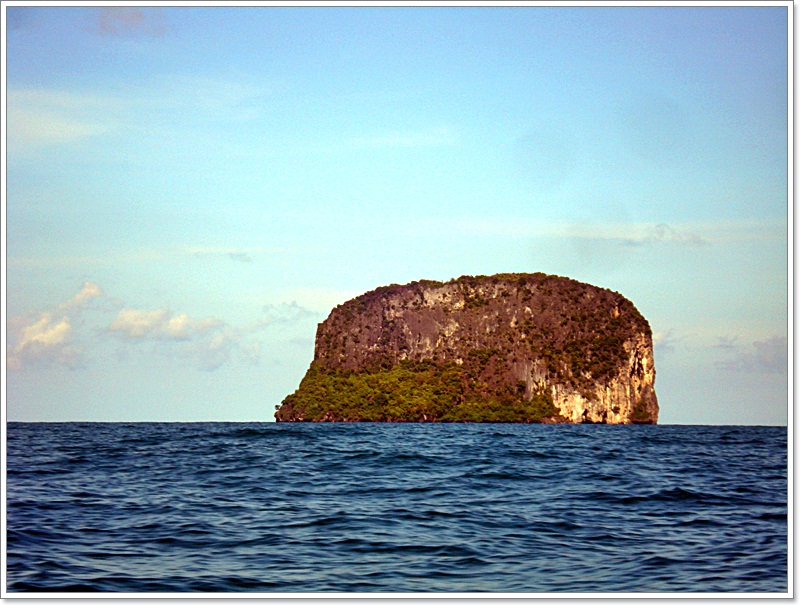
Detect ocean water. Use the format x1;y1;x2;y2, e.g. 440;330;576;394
6;422;788;593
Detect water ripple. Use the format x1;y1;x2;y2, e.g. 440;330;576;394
6;423;787;593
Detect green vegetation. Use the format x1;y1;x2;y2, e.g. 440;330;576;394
630;398;654;424
440;389;556;423
275;359;558;423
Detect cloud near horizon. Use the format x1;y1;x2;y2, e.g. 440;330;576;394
108;307;239;371
619;223;706;247
7;281;105;370
718;335;788;375
7;281;321;373
7;313;79;370
108;308;224;341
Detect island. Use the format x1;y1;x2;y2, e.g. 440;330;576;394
275;273;658;424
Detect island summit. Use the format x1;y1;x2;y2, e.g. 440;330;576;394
275;273;658;424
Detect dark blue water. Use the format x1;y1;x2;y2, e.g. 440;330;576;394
6;423;787;593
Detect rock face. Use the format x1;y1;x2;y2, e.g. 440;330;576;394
275;273;658;424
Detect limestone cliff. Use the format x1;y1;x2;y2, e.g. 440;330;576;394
275;273;658;424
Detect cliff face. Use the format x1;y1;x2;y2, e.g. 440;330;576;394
275;273;658;424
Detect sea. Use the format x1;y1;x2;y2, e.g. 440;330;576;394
5;422;788;594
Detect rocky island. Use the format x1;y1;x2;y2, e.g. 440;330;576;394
275;273;658;424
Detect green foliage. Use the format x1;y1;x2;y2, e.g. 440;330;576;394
630;398;654;424
467;347;499;366
441;389;556;423
276;360;558;423
464;294;489;308
277;361;462;421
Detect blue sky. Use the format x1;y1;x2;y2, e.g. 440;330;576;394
4;4;790;424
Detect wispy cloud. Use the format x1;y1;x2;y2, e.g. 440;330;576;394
274;287;358;315
618;223;706;247
450;217;782;246
563;221;707;247
261;301;317;324
180;245;266;263
10;107;113;145
713;335;740;350
9;245;268;269
7;89;125;152
717;335;788;374
653;329;682;356
228;252;253;263
7;72;275;154
243;301;320;336
195;331;237;371
155;74;276;119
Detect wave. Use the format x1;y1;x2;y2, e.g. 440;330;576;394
6;423;787;593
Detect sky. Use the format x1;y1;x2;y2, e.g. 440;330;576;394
3;3;790;424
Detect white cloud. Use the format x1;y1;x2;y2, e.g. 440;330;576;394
109;308;170;339
20;313;71;347
165;314;191;339
6;281;113;370
8;281;319;373
107;307;244;371
108;308;224;341
7;313;79;370
60;281;104;310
